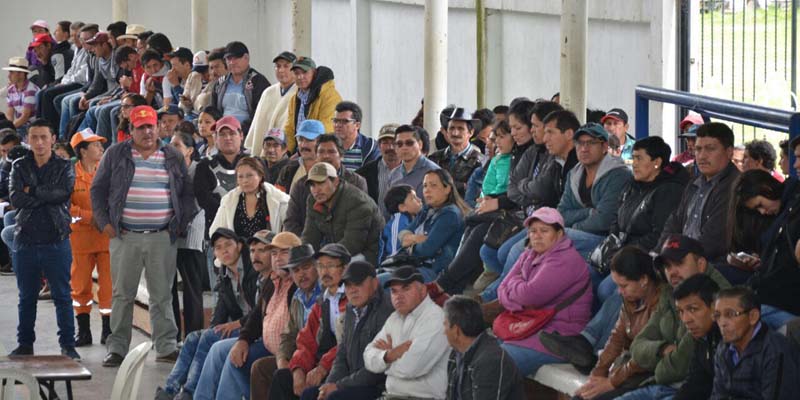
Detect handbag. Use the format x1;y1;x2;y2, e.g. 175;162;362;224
377;252;430;275
483;210;524;249
493;280;590;341
589;232;626;275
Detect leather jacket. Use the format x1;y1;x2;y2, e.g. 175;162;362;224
429;144;486;196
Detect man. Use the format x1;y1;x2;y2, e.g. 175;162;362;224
363;267;450;399
28;33;57;89
732;145;746;172
78;32;119;112
302;162;383;265
624;235;731;399
493;105;509;122
91;105;195;367
535;109;580;209
158;104;184;140
164;47;194;106
115;23;146;48
245;51;298;157
443;296;524;400
600;108;635;160
38;23;92;126
712;287;800;399
284;136;368;236
299;260;394;400
7;118;79;360
211;41;270;133
429;108;486;196
660;122;740;264
193;232;300;399
155;228;265;400
57;24;100;137
387;124;440;199
673;274;721;400
333;101;379;171
284;57;342;153
557;122;631;261
743;139;783;181
50;21;75;83
356;123;401;216
276;119;323;193
257;243;351;399
262;128;291;184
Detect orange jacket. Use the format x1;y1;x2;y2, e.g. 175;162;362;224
70;161;109;254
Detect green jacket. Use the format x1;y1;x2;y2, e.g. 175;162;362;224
629;265;730;385
482;153;512;197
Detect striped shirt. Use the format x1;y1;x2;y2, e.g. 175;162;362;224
6;80;39;120
121;149;173;231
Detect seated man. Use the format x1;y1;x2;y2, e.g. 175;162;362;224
600;108;635;161
155;228;264;400
299;260;394;400
428;108;486;196
356;123;402;217
363;267;451;400
261;128;290;185
387;124;440;199
443;296;524;400
301;162;383;265
712;286;800;399
275;119;322;194
333;101;380;171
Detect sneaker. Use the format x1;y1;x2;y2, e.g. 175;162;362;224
471;270;499;292
155;350;179;363
103;352;125;367
8;345;33;356
61;346;81;360
539;331;597;374
0;262;13;276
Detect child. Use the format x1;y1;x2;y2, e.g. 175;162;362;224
479;120;513;202
380;184;422;262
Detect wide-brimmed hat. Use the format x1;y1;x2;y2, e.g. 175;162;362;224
445;107;479;127
281;244;316;270
2;57;30;74
264;232;302;251
117;24;146;41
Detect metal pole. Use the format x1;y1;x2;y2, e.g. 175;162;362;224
191;0;208;51
792;0;798;109
424;0;448;150
560;0;588;123
112;0;128;22
476;0;487;109
292;0;312;56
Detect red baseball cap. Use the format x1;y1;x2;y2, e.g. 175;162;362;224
214;115;241;133
28;33;53;49
130;106;158;128
679;113;705;131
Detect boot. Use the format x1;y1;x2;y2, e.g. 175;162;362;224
75;313;92;347
101;315;111;345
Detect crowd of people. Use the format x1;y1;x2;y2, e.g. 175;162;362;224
2;18;800;400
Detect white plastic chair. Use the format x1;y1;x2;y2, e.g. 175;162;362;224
110;341;151;400
0;368;41;400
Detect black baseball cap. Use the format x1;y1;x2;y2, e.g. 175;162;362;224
273;51;297;64
655;235;705;269
383;266;424;288
166;47;193;63
314;243;351;264
601;108;629;125
210;228;243;246
342;261;376;284
224;41;249;58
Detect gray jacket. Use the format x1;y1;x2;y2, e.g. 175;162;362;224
446;332;525;400
90;140;196;243
507;143;551;209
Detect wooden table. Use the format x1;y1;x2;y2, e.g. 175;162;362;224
0;355;92;400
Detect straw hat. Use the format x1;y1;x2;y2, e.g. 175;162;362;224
2;57;30;74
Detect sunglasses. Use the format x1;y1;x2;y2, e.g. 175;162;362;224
395;139;418;148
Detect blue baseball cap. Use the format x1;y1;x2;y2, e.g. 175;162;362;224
573;122;609;142
296;119;325;140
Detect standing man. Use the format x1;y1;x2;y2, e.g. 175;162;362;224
211;41;270;134
333;101;379;171
600;108;635;161
245;51;298;158
284;57;342;152
91;105;195;367
8;118;79;360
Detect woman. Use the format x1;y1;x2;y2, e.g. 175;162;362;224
115;93;147;143
573;247;665;400
389;170;468;284
197;106;221;158
494;207;592;377
68;128;111;346
210;156;289;239
169;131;207;339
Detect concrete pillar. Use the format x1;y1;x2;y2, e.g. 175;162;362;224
559;0;587;123
191;0;208;51
111;0;128;22
424;0;448;150
292;0;312;56
353;0;372;135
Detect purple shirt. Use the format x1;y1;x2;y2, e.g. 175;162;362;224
6;80;39;120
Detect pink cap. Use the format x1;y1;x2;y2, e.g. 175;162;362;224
679;112;705;131
214;115;242;133
30;20;49;30
524;207;565;228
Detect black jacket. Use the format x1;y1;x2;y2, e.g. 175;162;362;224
675;324;721;400
429;144;486;196
211;68;270;131
611;162;689;252
356;156;382;205
10;152;75;243
325;286;394;389
275;158;301;193
712;324;800;400
237;275;297;344
51;40;74;83
266;155;290;185
211;251;258;327
507;142;551;210
446;332;525;400
524;148;579;210
194;152;246;235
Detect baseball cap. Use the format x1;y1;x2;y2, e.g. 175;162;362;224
306;162;338;184
30;20;49;30
192;51;209;72
679;113;705;131
117;24;146;41
85;32;109;45
28;33;53;49
524;207;565;229
282;244;316;270
2;57;30;74
158;104;184;119
377;123;400;140
166;47;193;63
573;122;610;142
654;235;705;269
265;231;302;251
70;127;107;150
296;119;325;141
214;115;241;133
247;230;276;246
263;128;287;146
383;266;424;288
210;228;243;246
600;108;629;125
342;261;377;284
313;243;351;264
224;41;249;58
291;57;316;72
129;106;158;128
273;51;297;64
679;124;700;139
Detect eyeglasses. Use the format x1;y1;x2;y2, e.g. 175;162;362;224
712;309;751;321
575;139;604;148
317;262;343;270
332;118;356;126
395;139;418;148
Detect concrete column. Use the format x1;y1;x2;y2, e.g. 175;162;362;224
191;0;208;51
560;0;587;123
353;0;372;135
424;0;448;150
111;0;128;22
292;0;312;56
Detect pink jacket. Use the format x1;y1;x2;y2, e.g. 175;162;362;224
497;236;593;356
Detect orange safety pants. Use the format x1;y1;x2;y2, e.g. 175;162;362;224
70;251;112;315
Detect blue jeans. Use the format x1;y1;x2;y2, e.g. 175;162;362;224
59;92;83;139
300;385;383;400
164;327;240;395
596;274;619;304
14;238;74;348
79;100;120;140
500;342;563;376
480;229;526;274
2;211;17;251
480;231;527;302
761;305;797;331
615;384;676;400
581;292;622;352
565;228;605;261
194;338;270;400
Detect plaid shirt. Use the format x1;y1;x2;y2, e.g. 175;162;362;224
6;80;39;120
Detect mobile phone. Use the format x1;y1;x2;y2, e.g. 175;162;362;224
735;252;757;262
